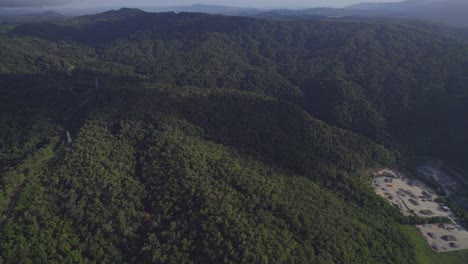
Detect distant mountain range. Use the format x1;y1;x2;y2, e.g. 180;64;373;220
348;0;444;11
142;4;262;15
347;0;468;27
0;11;66;23
0;1;467;27
261;0;468;27
0;4;262;17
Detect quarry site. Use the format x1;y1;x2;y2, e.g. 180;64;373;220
372;169;468;252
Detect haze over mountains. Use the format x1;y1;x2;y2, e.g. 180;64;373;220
348;0;468;27
258;0;468;27
349;0;456;10
1;0;467;27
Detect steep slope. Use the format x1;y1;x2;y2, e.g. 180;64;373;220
0;71;415;263
1;10;468;263
7;10;468;171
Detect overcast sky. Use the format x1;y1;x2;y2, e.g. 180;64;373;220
0;0;404;9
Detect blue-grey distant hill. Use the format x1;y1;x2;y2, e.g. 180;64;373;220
0;4;262;17
142;4;262;15
348;0;468;27
256;0;468;28
0;11;66;23
348;0;443;11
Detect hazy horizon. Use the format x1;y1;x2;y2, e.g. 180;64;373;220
0;0;404;9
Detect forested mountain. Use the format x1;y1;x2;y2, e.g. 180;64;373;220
8;9;468;170
1;9;468;263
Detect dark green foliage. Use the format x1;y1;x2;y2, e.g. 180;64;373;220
0;72;412;263
6;10;468;170
1;10;468;263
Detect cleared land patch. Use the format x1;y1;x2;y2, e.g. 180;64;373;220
417;224;468;252
373;169;468;252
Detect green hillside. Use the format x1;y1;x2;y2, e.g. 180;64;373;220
0;72;402;262
1;9;468;263
7;10;468;169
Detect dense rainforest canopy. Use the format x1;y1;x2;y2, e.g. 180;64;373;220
1;9;468;263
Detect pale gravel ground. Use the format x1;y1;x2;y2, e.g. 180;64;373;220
417;224;468;252
372;170;468;252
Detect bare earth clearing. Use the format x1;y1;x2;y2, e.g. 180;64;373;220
372;169;468;252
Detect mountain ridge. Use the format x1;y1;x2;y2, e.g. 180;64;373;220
1;9;468;263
